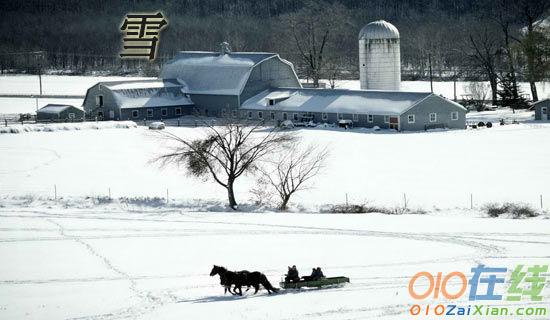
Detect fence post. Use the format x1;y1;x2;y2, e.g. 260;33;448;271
541;194;543;210
4;119;7;127
54;184;57;200
166;188;169;204
108;187;111;200
345;193;348;206
403;193;407;210
470;193;473;209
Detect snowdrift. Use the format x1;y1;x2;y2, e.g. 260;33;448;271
0;121;137;134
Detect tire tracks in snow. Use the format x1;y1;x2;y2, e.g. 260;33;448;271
44;218;179;320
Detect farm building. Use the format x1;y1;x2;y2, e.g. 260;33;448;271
241;89;466;131
159;44;302;117
533;99;550;121
81;22;468;131
37;104;83;122
82;79;194;120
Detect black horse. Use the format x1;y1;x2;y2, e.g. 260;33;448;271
209;265;279;296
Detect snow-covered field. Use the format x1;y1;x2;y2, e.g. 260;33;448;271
1;75;549;115
1;123;549;209
0;207;548;320
1;75;550;320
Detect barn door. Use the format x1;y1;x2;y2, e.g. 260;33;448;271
389;116;399;130
543;107;548;120
109;110;115;119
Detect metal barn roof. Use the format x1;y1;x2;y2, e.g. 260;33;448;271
241;89;433;115
97;79;194;109
38;104;82;114
160;51;279;95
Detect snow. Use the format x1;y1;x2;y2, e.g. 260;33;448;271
0;121;137;134
160;52;277;95
327;80;550;101
0;75;153;96
37;104;81;114
243;89;433;115
0;98;84;115
1;85;550;319
0;207;548;320
1;123;549;209
111;90;194;109
104;80;183;91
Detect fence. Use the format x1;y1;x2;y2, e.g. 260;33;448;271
2;184;547;212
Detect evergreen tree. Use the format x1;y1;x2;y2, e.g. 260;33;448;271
497;73;528;111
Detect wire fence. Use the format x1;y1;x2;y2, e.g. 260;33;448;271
1;184;547;212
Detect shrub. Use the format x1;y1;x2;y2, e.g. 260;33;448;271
484;202;539;219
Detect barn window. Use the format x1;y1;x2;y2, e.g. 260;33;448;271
147;109;154;118
161;108;168;117
97;111;104;118
96;95;104;107
258;111;263;119
175;108;182;116
283;112;288;120
384;115;390;123
429;113;437;122
247;111;252;119
451;111;458;121
368;114;373;123
293;113;299;121
353;114;359;121
408;114;415;123
132;110;139;118
270;112;275;120
322;113;328;120
337;113;343;120
232;110;237;118
268;99;275;106
68;113;75;119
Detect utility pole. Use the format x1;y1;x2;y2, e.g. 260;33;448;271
428;53;433;93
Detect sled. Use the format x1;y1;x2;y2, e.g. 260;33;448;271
280;276;350;289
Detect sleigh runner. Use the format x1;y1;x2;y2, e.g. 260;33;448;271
280;276;350;289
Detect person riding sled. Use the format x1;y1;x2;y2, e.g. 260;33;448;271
302;267;325;281
285;265;300;283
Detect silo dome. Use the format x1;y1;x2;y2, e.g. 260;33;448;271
358;20;400;40
358;20;401;91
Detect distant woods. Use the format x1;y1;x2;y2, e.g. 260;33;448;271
1;0;549;99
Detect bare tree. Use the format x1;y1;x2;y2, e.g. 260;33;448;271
282;1;347;87
259;144;328;211
464;82;490;110
511;0;550;101
465;27;502;105
154;120;294;210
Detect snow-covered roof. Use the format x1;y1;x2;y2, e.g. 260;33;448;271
359;20;400;40
98;79;194;109
241;89;432;115
102;79;184;90
160;51;278;95
38;104;82;114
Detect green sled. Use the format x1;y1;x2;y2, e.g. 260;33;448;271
280;276;350;289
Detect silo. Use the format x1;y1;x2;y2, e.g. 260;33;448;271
358;20;401;91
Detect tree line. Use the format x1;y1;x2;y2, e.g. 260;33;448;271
1;0;549;104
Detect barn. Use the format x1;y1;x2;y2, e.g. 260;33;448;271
81;21;469;131
533;99;550;121
241;89;466;131
37;104;84;122
159;45;302;117
82;79;194;120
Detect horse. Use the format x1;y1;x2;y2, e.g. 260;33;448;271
209;265;279;296
210;265;249;295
